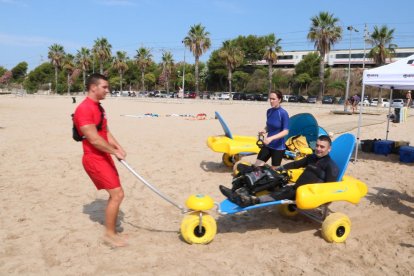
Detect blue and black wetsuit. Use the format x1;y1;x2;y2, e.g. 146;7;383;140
260;154;339;201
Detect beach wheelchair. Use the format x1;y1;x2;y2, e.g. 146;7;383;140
181;133;368;244
207;112;327;167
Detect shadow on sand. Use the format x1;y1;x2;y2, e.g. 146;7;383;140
365;187;414;219
83;199;126;232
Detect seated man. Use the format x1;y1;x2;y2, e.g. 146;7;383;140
220;135;339;207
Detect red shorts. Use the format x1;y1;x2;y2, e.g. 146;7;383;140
82;153;121;190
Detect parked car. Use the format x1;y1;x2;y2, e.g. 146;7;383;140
188;92;197;99
322;95;336;104
245;93;256;101
158;91;168;98
306;96;317;104
232;92;246;100
254;93;268;101
298;95;307;103
201;92;211;99
219;92;230;100
391;99;404;108
359;99;370;106
288;95;299;102
370;98;390;107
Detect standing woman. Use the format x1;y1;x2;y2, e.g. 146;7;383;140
255;90;289;168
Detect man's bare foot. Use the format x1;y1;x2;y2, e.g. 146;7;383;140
102;233;128;248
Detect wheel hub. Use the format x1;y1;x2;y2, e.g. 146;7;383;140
336;226;345;237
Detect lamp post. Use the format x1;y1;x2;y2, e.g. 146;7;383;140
181;40;186;99
344;26;359;112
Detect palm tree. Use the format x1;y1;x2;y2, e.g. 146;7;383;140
92;37;112;74
63;54;75;95
183;23;211;96
368;25;397;65
135;47;152;91
75;47;92;94
113;51;129;92
218;40;244;94
161;51;174;93
367;25;397;105
307;11;342;101
48;43;65;93
262;34;282;94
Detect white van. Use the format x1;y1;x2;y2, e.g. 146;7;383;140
283;95;291;102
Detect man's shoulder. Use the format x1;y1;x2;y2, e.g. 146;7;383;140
75;98;93;110
74;98;95;118
326;154;339;169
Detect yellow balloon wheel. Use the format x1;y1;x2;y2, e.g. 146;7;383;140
278;204;298;217
233;160;252;175
222;153;240;167
180;212;217;244
321;212;351;243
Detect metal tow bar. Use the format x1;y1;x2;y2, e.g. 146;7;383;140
120;160;188;213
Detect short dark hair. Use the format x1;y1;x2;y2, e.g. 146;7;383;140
86;73;108;90
317;135;332;145
270;90;283;101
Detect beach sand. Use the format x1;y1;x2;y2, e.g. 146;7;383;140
0;95;413;275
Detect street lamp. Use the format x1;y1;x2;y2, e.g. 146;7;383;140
181;40;186;99
344;26;359;112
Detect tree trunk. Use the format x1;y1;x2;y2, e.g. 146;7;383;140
120;72;123;92
67;73;70;95
55;66;58;94
195;56;199;96
141;68;145;91
83;71;86;94
378;88;383;106
166;76;170;93
100;60;103;74
268;61;273;94
318;53;325;101
228;68;232;94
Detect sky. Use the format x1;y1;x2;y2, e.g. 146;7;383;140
1;0;414;71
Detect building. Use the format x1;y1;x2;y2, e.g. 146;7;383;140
253;47;414;68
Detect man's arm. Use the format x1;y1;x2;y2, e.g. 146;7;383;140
80;124;126;160
325;162;339;182
107;130;126;158
281;155;309;171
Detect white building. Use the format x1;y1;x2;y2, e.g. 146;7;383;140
253;47;414;68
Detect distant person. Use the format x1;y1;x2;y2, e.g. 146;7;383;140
406;90;412;107
73;73;128;247
72;97;76;104
221;135;339;207
352;94;360;113
254;90;289;169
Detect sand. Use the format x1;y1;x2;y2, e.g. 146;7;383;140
0;95;413;275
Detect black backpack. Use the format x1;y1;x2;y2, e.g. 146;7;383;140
231;165;288;194
72;104;104;142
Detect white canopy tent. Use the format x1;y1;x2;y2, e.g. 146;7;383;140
355;54;414;161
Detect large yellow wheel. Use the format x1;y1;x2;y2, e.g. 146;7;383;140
321;212;351;243
222;153;240;167
278;204;298;217
180;212;217;244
